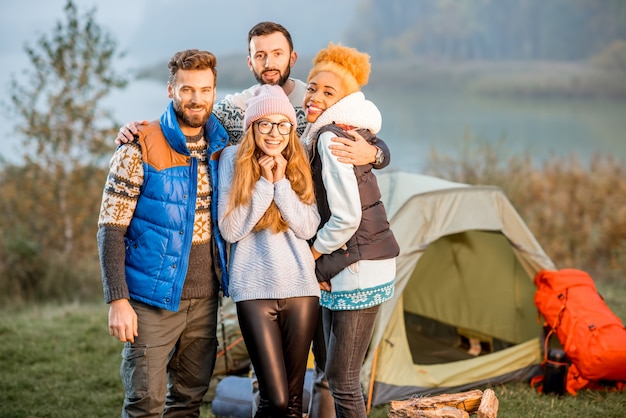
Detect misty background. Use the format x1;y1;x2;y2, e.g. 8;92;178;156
2;0;625;169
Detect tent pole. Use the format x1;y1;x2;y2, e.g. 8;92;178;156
216;335;244;359
366;345;380;415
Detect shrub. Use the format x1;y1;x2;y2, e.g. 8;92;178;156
592;39;626;72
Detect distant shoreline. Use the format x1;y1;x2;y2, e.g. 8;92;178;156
136;55;626;100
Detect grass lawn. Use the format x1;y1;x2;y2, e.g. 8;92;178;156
1;280;624;417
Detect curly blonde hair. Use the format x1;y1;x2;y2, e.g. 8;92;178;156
307;42;371;94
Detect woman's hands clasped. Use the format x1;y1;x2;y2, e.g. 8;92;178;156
258;153;287;183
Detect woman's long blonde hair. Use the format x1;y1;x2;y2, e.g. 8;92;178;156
227;125;315;233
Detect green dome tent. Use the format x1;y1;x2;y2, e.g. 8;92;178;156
363;171;556;409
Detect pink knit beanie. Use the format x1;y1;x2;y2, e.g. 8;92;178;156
243;85;297;132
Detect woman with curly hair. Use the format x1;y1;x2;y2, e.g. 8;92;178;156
302;43;400;418
217;84;321;418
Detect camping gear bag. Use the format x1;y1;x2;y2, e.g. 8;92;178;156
211;370;314;417
533;268;626;394
211;376;257;418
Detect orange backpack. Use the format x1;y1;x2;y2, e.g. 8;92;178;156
532;268;626;395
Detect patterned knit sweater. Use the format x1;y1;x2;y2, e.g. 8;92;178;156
212;79;308;145
97;129;218;303
216;145;321;303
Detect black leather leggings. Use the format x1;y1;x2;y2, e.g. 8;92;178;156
237;297;319;418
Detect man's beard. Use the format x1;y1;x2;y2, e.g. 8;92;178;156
254;65;291;86
173;101;212;129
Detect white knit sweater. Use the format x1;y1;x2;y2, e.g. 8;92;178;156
217;145;321;302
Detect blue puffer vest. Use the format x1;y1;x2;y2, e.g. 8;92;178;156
124;102;230;311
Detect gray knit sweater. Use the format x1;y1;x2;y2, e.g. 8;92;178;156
217;146;321;302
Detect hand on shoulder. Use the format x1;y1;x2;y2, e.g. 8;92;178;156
116;120;149;145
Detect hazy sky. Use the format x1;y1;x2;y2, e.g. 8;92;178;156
1;1;145;57
1;0;359;71
0;0;359;161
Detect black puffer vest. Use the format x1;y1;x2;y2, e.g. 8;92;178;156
310;124;400;283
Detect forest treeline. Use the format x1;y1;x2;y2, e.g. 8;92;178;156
346;0;626;62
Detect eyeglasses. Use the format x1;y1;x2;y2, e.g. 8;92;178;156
255;120;294;135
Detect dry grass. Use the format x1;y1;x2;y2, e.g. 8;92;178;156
1;295;623;417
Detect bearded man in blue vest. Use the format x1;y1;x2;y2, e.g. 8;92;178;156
97;49;229;417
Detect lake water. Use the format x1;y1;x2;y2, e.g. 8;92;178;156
2;79;626;171
366;89;626;173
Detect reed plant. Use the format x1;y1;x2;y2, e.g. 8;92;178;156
426;138;626;283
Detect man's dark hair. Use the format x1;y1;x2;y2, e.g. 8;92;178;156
168;49;217;86
247;22;294;55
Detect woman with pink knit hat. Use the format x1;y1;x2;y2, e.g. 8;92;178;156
217;84;321;418
302;43;400;418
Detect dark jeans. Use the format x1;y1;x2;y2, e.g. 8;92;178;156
322;305;380;418
308;309;336;418
121;298;219;418
237;297;319;418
